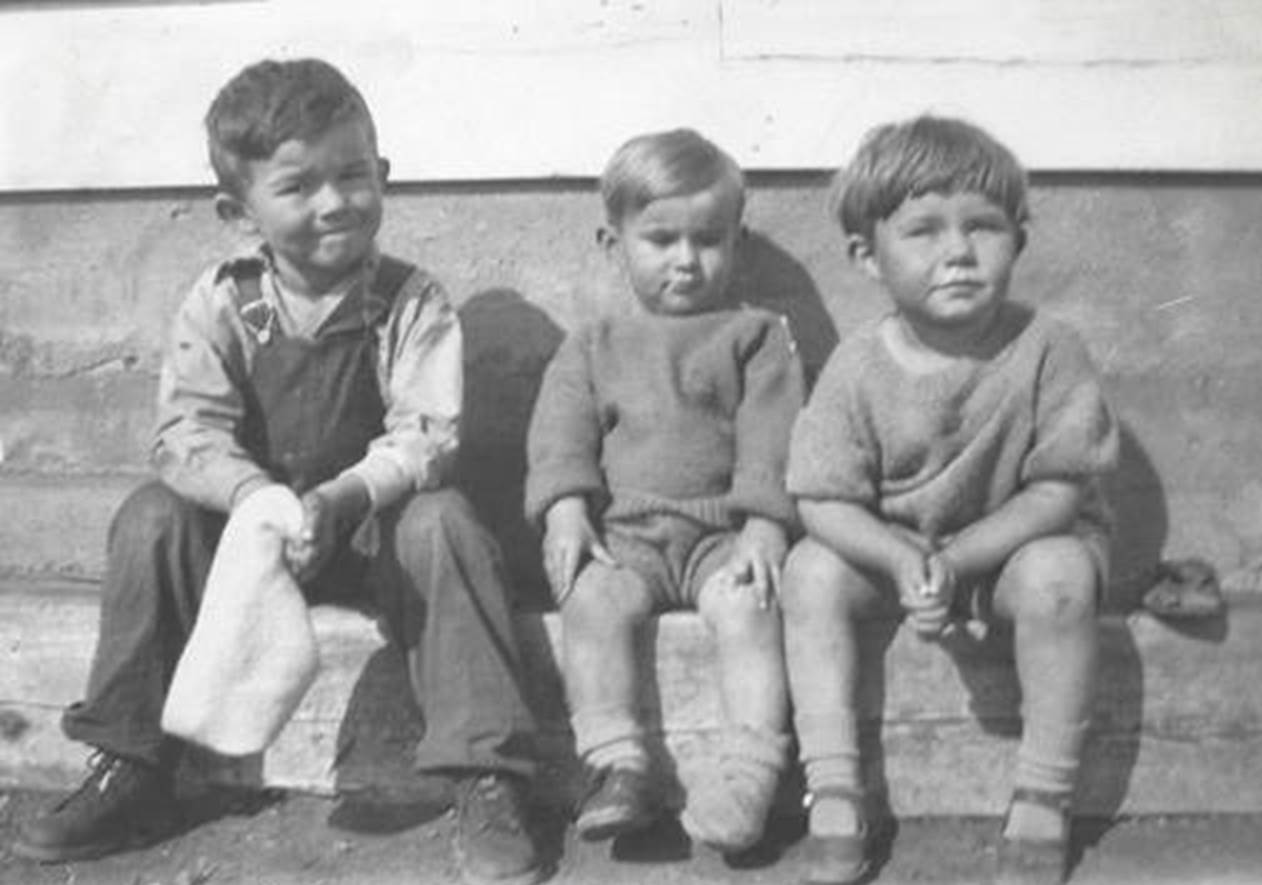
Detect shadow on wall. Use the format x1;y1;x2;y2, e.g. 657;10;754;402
1103;423;1169;612
451;234;837;612
733;230;839;388
455;288;565;612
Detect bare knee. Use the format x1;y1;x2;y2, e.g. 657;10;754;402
562;564;653;640
779;537;873;625
698;577;780;644
997;537;1098;628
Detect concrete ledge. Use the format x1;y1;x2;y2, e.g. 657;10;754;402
2;579;1260;816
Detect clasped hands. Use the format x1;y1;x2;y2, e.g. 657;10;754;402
237;477;369;585
892;544;958;639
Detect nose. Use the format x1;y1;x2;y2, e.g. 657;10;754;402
941;226;975;263
314;180;351;217
673;237;701;269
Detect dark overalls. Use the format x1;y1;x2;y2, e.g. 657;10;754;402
63;258;537;779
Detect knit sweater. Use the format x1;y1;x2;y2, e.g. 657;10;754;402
526;306;805;530
788;304;1119;543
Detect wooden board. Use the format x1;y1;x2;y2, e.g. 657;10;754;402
3;582;1260;814
1;0;1260;192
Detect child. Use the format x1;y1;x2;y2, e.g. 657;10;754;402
525;128;804;854
780;115;1119;885
14;58;545;885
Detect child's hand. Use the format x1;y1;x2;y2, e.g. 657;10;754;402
889;547;941;638
906;552;956;638
284;476;370;584
542;496;615;606
709;517;788;609
892;548;929;608
284;491;335;584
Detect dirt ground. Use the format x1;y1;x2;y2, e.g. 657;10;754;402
3;786;1262;885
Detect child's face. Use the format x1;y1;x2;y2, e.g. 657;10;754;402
853;190;1022;333
218;117;387;295
604;182;741;316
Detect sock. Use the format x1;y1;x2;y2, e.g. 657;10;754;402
680;725;789;852
572;705;649;773
795;711;864;837
1007;716;1090;841
583;739;649;774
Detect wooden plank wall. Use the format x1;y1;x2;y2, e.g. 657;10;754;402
1;0;1260;192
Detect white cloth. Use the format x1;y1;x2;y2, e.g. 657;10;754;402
161;485;319;756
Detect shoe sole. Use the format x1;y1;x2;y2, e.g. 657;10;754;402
802;859;871;885
451;838;549;885
575;806;658;842
10;824;171;865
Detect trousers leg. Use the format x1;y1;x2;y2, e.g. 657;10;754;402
370;488;538;779
62;481;223;767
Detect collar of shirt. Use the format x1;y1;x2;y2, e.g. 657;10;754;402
247;245;390;339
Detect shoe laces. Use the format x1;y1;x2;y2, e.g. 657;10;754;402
463;775;525;836
55;751;130;812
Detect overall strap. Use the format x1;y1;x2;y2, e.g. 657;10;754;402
220;256;267;309
220;258;270;339
371;255;416;304
225;256;414;311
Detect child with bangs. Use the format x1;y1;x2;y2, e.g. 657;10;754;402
780;115;1118;885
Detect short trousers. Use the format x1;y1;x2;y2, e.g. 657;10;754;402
587;511;735;610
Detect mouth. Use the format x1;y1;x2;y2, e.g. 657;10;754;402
318;222;362;238
934;280;984;295
665;279;703;295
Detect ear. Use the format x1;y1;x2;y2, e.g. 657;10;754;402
213;192;258;236
377;156;391;186
846;233;882;281
596;224;619;254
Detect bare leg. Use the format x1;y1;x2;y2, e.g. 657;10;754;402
562;560;656;770
780;537;893;836
681;574;791;850
993;535;1099;843
698;574;788;733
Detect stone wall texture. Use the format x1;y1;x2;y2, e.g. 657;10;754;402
3;173;1261;608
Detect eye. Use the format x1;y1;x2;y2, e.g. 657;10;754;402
644;231;675;248
968;219;1012;239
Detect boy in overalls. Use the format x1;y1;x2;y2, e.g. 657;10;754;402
15;58;546;885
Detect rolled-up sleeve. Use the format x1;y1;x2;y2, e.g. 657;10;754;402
346;274;462;511
151;270;272;512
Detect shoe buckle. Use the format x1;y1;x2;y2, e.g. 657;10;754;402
96;762;118;794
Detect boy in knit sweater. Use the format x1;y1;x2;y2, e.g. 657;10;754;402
525;129;804;853
780;115;1118;885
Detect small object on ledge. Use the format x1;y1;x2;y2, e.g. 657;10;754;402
1142;558;1226;619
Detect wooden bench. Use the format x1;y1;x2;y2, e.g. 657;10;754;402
3;578;1260;816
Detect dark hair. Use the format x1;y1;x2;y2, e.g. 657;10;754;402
832;115;1029;241
205;58;376;194
600;128;745;225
